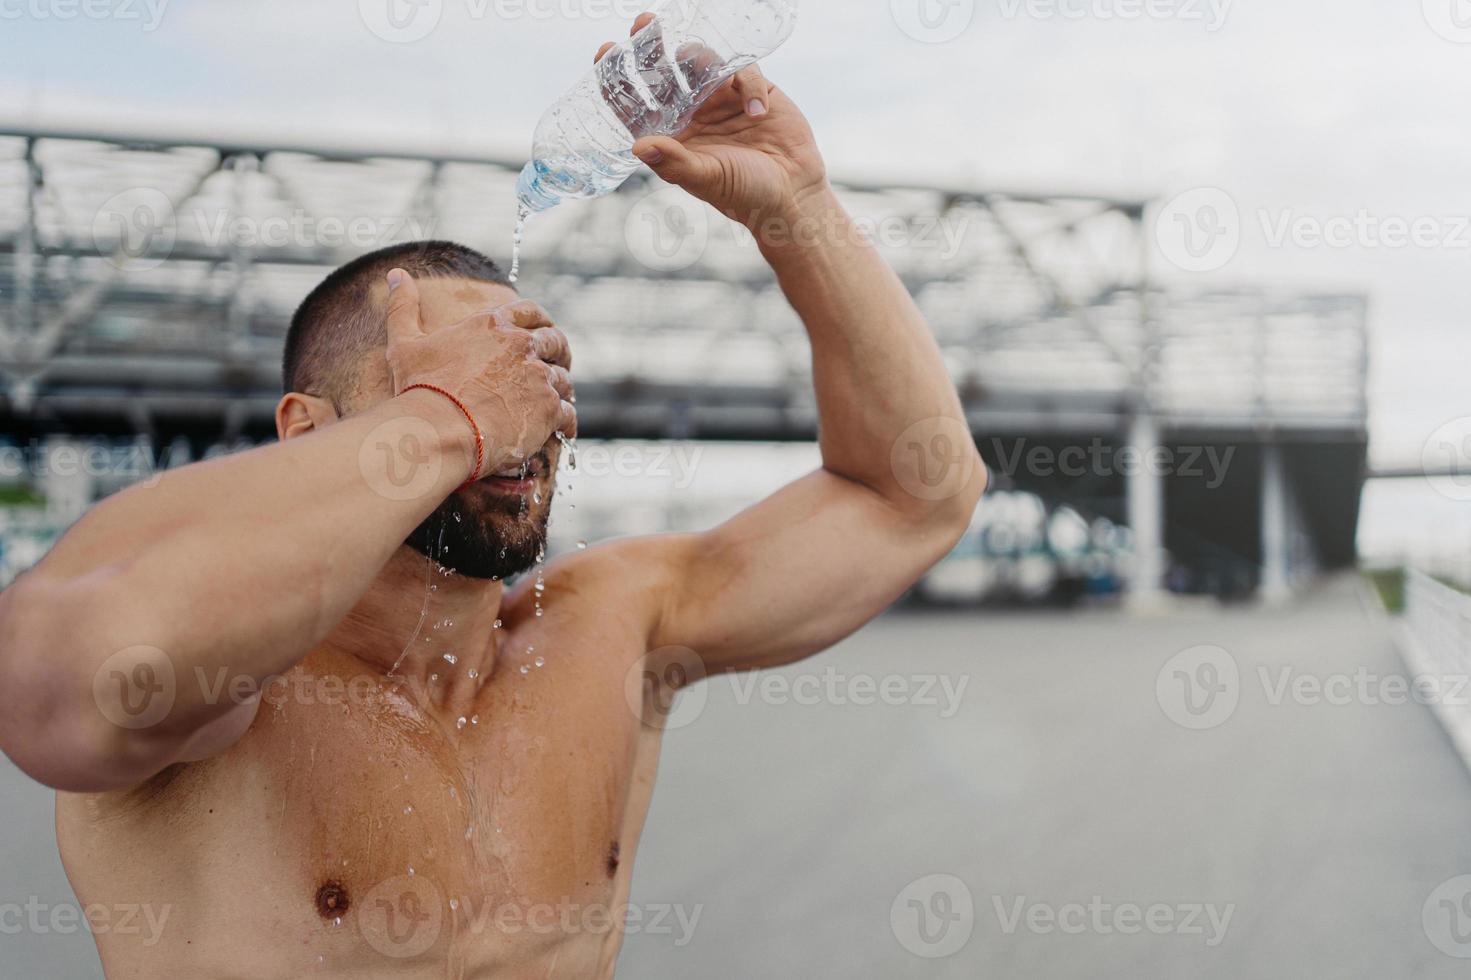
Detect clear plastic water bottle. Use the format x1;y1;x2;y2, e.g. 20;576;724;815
514;0;799;215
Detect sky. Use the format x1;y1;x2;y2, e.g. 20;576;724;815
2;0;1470;557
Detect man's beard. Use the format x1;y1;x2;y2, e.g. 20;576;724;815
404;485;551;580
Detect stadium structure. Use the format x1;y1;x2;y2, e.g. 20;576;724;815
0;126;1369;602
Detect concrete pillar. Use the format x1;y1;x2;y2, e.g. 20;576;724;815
1260;442;1292;603
41;437;95;526
1126;413;1167;611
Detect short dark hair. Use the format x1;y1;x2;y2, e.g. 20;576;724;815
284;240;512;404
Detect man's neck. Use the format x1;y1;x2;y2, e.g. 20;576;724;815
328;546;505;719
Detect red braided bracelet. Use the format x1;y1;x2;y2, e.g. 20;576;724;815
402;383;484;492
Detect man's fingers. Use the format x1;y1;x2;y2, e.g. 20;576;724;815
384;269;424;347
732;64;771;116
633;136;718;192
492;300;554;332
530;327;572;370
555;400;579;440
546;365;574;402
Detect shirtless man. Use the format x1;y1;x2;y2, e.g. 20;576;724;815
0;17;986;978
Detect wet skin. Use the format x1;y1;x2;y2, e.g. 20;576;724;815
57;547;669;979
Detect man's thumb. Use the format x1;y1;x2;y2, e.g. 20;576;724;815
633;137;717;192
384;268;423;342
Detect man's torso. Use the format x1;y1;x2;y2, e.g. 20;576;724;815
56;556;671;979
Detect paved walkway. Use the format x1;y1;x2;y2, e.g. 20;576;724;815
620;577;1471;978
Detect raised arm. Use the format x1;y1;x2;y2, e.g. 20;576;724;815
0;275;575;791
604;16;986;673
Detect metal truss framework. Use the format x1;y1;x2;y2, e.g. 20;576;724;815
0;126;1368;445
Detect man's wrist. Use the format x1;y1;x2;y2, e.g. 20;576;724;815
394;388;479;487
751;182;850;262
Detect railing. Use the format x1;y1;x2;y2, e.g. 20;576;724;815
1401;570;1471;766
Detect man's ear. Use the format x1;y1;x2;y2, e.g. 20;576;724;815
276;392;339;441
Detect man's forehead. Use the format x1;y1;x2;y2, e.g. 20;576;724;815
415;277;521;329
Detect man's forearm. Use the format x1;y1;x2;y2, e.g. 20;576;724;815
759;187;985;512
0;390;474;785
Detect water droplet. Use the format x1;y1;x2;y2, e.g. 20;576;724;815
471;714;479;725
430;673;439;683
467;668;479;680
449;898;459;911
577;540;588;550
443;652;458;665
333;917;342;927
493;619;503;629
534;656;545;668
519;665;529;675
407;866;415;876
404;805;414;814
456;716;468;730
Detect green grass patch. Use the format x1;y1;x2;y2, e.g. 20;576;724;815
1364;567;1406;614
